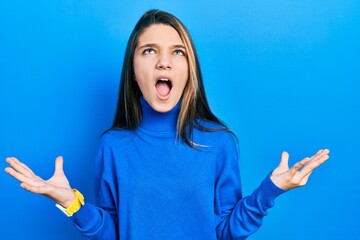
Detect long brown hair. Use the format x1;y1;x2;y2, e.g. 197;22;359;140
111;9;229;147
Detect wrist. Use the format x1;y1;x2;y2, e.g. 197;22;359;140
59;191;76;208
56;189;85;217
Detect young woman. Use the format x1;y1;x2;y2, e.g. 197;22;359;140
5;10;330;240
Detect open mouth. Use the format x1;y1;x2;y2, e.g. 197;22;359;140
155;78;172;98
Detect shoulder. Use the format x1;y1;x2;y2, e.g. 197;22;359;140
193;119;238;153
97;129;134;150
193;120;239;175
95;129;135;166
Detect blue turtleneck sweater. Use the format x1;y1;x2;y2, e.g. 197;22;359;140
71;98;285;240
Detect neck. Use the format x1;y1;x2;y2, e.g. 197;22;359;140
139;97;181;132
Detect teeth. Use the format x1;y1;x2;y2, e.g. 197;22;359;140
159;78;169;81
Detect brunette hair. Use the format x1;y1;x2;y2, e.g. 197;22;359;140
111;9;228;147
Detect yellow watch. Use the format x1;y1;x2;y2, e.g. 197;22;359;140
55;189;85;217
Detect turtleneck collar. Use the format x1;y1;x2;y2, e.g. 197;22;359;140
139;97;181;132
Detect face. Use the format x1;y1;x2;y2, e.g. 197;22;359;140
133;24;189;113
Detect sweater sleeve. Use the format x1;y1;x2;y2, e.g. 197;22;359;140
70;135;119;240
215;138;286;239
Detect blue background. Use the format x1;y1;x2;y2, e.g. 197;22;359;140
1;1;359;239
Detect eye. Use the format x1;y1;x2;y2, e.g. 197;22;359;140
143;48;155;55
174;49;185;56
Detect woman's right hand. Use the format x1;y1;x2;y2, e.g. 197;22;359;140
4;156;76;208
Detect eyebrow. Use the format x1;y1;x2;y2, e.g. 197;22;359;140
138;43;186;50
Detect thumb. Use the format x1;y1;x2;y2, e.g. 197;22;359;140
54;156;65;175
278;151;290;168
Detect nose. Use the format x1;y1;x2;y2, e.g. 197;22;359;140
156;53;172;70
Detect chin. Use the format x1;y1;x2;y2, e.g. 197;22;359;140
152;104;174;113
151;101;176;113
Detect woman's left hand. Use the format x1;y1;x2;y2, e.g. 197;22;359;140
270;149;330;190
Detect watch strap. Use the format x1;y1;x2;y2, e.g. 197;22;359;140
55;189;85;217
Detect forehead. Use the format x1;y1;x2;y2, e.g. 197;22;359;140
138;24;184;45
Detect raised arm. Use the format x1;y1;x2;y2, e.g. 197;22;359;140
5;151;119;239
216;148;330;239
4;156;76;208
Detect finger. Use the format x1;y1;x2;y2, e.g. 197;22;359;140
288;157;310;176
299;170;312;185
307;149;330;165
6;157;36;178
278;151;289;168
11;157;37;177
54;156;64;175
297;153;329;179
314;149;324;156
5;167;45;187
20;182;52;195
316;149;330;156
289;149;330;174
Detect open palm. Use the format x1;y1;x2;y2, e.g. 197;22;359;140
270;149;330;190
5;156;75;208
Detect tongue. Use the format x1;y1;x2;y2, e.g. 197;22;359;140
156;81;171;97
